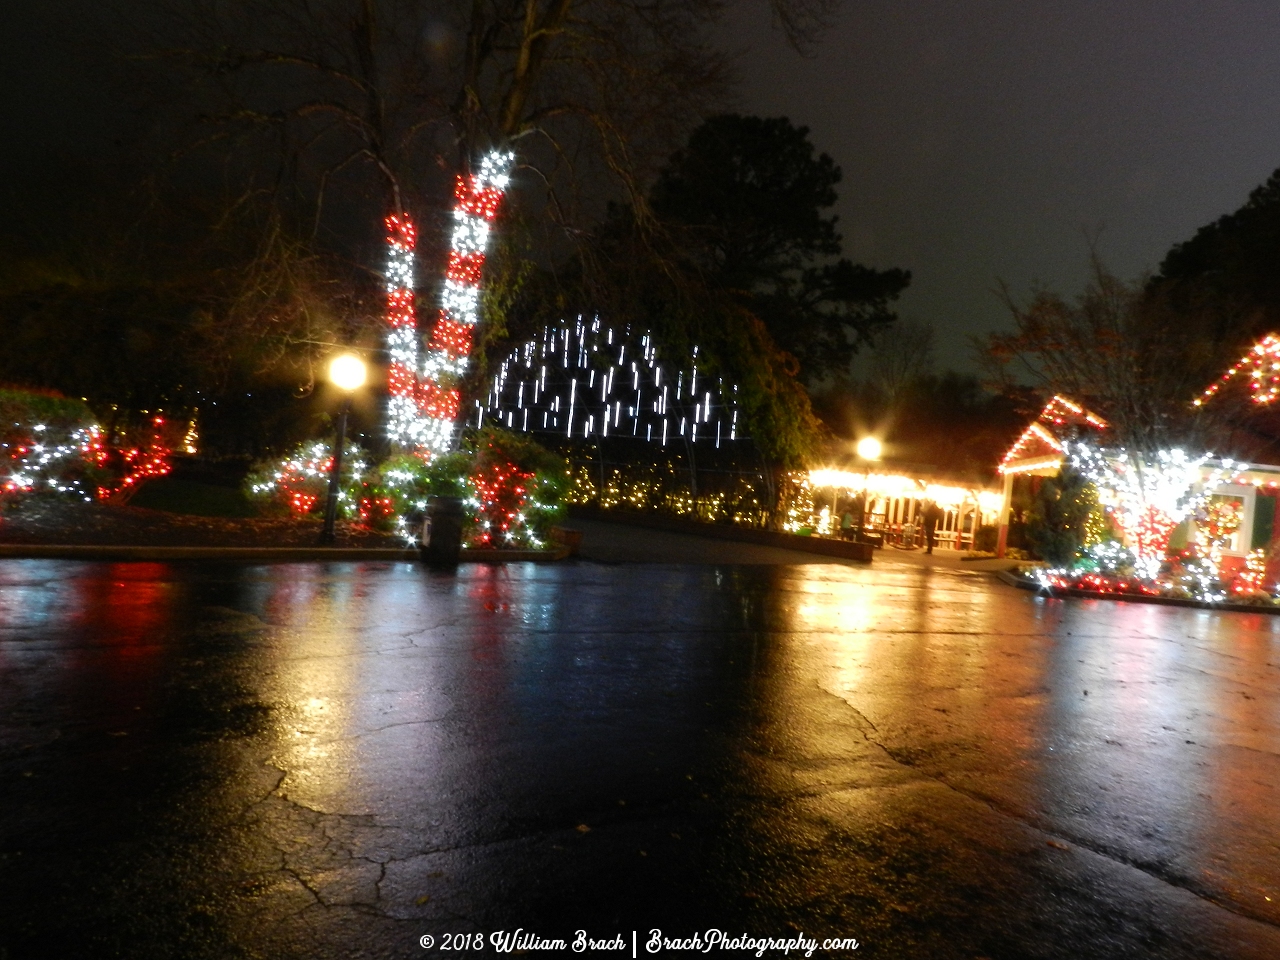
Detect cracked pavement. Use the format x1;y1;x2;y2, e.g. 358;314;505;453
1;533;1279;958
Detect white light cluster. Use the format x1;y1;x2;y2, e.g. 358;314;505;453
385;246;414;292
478;317;742;447
1069;443;1241;580
2;424;103;502
384;211;424;450
387;395;427;448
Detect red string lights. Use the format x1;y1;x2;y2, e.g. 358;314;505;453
1195;333;1280;406
469;460;535;547
418;149;515;457
384;214;426;448
97;416;173;500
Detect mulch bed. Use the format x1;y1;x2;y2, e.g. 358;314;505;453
0;498;404;549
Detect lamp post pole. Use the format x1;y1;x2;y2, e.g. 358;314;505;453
319;353;368;547
319;398;350;545
854;436;882;542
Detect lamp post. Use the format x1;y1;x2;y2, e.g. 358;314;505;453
319;353;367;545
854;436;882;542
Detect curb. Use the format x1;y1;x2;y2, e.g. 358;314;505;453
565;506;874;562
0;544;569;564
997;569;1280;615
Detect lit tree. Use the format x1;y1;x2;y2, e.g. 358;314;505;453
984;257;1230;458
1069;443;1239;580
144;0;847;465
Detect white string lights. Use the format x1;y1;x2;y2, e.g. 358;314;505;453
418;149;516;457
383;149;515;456
1068;443;1241;581
383;214;424;449
477;317;742;447
2;422;105;502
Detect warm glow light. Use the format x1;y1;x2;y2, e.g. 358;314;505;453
806;468;1002;514
856;437;882;461
999;395;1106;472
329;354;367;391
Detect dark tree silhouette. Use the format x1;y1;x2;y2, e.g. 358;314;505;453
649;114;910;381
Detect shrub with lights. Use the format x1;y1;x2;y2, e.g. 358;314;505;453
245;439;375;521
463;427;566;549
0;387;108;505
1026;442;1280;604
244;426;567;548
379;449;472;542
381;429;568;548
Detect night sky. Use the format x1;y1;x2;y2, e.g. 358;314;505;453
721;0;1280;369
5;3;1280;373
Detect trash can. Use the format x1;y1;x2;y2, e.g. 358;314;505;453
420;496;464;565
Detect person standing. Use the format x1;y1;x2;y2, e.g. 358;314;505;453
840;506;855;540
849;493;866;541
922;500;942;555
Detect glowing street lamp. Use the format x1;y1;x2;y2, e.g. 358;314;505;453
856;436;883;461
329;354;367;392
320;353;367;545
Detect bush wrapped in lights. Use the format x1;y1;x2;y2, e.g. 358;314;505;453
245;440;375;520
463;427;567;549
0;387;109;505
270;427;568;547
380;449;473;542
1026;443;1280;605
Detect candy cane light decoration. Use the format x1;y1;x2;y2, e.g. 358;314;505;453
382;149;514;455
416;149;516;457
383;214;424;448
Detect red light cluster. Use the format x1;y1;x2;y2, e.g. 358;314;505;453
421;382;460;422
1126;505;1177;566
290;492;319;514
387;289;414;324
385;214;417;250
97;417;173;499
359;495;396;524
428;314;473;360
446;250;486;286
1044;571;1162;597
454;176;505;221
470;459;534;546
388;361;416;398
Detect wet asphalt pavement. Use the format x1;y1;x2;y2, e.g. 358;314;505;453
2;536;1279;959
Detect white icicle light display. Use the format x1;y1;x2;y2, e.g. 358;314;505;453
477;317;742;447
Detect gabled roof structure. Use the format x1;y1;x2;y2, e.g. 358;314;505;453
998;395;1108;476
1195;333;1280;407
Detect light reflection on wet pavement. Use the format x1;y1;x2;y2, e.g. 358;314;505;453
1;556;1279;959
